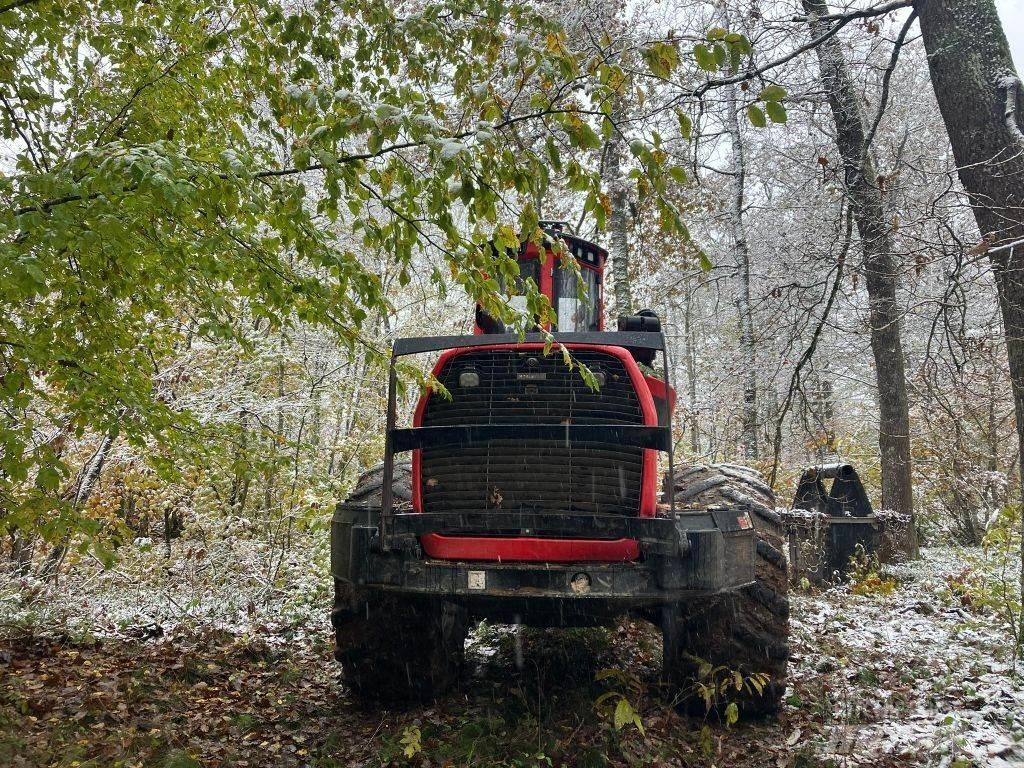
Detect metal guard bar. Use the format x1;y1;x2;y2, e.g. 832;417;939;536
377;509;750;536
367;507;754;557
384;511;689;556
393;331;666;357
386;510;680;537
391;424;671;453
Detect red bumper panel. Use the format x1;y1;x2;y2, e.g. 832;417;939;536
420;534;640;562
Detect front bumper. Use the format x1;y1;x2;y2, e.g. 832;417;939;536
331;507;757;607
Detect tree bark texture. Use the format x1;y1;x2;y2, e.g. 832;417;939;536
725;80;759;460
683;273;701;455
914;0;1024;595
804;0;915;523
40;431;117;580
606;99;633;318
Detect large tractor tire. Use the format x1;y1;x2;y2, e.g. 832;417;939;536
331;461;469;702
661;463;789;716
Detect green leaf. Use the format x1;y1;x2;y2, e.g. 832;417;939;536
725;702;739;727
707;27;728;41
747;104;767;128
693;44;718;72
644;42;679;79
765;100;788;124
712;43;727;68
579;363;600;391
36;465;61;492
613;698;634;730
400;726;421;758
760;85;787;102
668;166;688;184
545;136;563;171
698;250;714;272
93;542;116;569
293;145;311;170
575;121;602;150
676;110;693;139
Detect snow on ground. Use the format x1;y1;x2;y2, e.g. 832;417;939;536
786;548;1024;767
0;528;328;644
1;541;1023;766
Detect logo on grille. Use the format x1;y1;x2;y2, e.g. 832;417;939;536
516;372;547;380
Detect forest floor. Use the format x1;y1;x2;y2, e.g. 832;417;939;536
1;540;1022;768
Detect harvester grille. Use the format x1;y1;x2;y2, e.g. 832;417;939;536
419;349;644;516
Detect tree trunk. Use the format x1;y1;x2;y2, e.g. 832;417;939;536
803;0;915;534
265;343;287;516
228;410;248;510
725;79;759;460
607;98;633;317
811;365;837;462
914;0;1024;597
9;530;32;575
40;431;117;580
683;272;701;455
326;404;345;477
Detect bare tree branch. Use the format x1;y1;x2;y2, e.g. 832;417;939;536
862;9;919;162
769;206;853;488
0;0;39;15
13;106;605;215
658;0;916;104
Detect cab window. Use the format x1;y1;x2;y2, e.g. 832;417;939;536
503;257;541;314
553;263;600;331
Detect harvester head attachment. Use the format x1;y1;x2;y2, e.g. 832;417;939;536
793;463;874;517
785;463;880;582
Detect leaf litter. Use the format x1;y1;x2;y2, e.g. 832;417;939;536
1;544;1022;767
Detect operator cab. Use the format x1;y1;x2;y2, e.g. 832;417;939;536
474;221;604;334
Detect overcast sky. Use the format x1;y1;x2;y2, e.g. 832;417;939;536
996;0;1024;69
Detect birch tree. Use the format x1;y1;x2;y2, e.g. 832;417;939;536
724;78;760;460
607;94;635;317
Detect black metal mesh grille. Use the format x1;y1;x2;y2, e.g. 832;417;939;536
420;349;644;515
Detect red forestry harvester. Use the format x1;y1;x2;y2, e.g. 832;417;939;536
331;223;789;713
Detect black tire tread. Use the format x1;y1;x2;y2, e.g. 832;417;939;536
332;464;466;702
662;463;789;716
346;461;414;505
